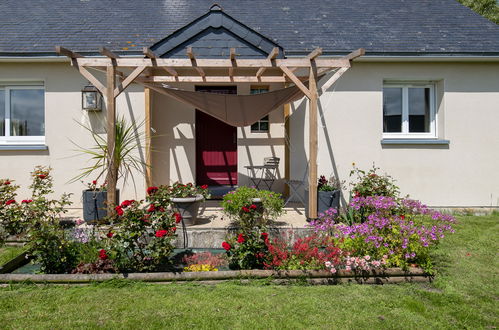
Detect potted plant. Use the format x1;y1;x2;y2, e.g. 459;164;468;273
82;180;119;222
221;186;284;230
305;175;343;217
70;117;147;219
167;182;210;226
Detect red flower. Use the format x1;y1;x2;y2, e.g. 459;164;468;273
250;204;257;210
106;231;114;238
175;212;182;224
4;181;10;185
142;214;150;223
37;174;47;179
171;227;177;233
261;232;269;240
115;206;124;216
92;180;97;185
237;233;245;243
201;185;208;190
400;215;405;220
120;200;133;208
158;207;165;212
98;249;108;260
21;199;33;204
147;186;158;195
222;242;231;251
5;199;16;206
155;229;168;238
242;206;250;213
147;204;156;213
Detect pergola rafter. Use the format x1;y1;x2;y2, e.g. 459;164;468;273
55;45;365;218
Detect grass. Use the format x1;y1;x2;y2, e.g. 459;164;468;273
0;215;497;329
0;246;25;266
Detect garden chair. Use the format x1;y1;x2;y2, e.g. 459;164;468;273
245;157;280;190
284;165;308;206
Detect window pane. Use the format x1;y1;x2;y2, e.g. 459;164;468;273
0;90;4;136
250;122;260;131
383;88;402;132
408;88;430;132
259;121;269;131
10;89;44;136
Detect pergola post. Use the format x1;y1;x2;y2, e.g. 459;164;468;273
106;65;117;213
308;63;319;219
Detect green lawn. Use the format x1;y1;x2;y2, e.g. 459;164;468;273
0;215;497;329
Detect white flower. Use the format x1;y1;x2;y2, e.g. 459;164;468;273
325;261;332;268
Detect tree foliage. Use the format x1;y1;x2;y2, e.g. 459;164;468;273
457;0;499;24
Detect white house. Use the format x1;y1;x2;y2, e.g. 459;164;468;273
0;0;498;212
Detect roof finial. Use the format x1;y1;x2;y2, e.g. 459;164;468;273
209;3;223;11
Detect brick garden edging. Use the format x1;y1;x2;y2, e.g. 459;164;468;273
0;268;431;285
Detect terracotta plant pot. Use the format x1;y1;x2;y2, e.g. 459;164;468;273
170;194;204;226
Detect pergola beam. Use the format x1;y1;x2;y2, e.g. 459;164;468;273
280;65;312;98
306;47;323;60
100;47;120;59
187;47;206;78
229;47;236;78
114;65;147;97
256;47;279;78
55;46;82;58
144;75;304;83
73;57;351;68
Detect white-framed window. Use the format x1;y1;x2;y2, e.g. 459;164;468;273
383;82;436;139
0;85;45;145
250;86;270;133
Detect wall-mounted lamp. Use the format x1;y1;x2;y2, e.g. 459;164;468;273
81;84;102;111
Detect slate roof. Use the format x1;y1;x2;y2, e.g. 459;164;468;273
0;0;498;57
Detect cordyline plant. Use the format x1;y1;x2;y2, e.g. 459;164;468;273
69;116;148;194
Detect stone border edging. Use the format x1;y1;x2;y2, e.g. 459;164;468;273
0;267;431;284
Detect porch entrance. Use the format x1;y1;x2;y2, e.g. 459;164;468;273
195;86;238;187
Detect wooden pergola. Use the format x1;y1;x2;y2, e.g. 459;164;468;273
55;45;364;219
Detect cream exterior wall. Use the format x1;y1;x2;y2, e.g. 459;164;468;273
290;62;499;207
151;83;286;193
1;61;498;208
0;62;147;207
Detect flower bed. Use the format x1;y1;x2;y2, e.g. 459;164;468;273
0;165;456;282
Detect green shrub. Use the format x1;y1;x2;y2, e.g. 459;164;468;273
349;164;399;198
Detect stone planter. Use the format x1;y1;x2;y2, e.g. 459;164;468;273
82;189;119;222
171;194;204;226
304;189;341;218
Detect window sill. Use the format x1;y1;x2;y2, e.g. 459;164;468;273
381;139;450;145
0;144;48;151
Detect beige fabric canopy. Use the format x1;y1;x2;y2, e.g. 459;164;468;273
159;84;304;127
